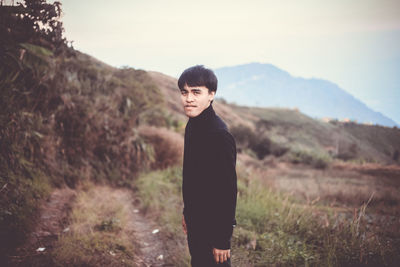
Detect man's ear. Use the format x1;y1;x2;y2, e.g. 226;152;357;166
210;91;216;101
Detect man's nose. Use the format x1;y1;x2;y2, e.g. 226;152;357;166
186;93;194;102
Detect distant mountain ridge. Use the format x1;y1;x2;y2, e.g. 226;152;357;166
214;63;398;127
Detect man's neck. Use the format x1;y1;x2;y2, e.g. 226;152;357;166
189;103;214;124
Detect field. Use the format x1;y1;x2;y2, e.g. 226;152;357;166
134;155;400;266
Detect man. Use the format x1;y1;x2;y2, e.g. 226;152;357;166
178;65;237;266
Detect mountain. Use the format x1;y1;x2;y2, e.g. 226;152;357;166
214;63;398;127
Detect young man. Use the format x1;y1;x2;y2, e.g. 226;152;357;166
178;65;237;266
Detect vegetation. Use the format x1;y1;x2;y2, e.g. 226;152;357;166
1;0;66;258
0;0;170;258
231;124;289;160
340;122;400;163
52;184;138;266
226;105;400;166
137;125;183;170
135;166;190;266
287;149;331;169
134;165;399;266
234;173;396;266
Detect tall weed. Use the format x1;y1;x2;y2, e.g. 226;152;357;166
234;172;395;266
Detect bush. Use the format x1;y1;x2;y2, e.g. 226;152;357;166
288;149;330;169
230;124;256;150
250;135;272;159
139;106;184;131
0;165;51;257
271;142;289;157
393;150;399;162
336;142;358;161
138;126;184;170
231;124;288;160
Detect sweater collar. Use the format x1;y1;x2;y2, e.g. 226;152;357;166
189;103;215;126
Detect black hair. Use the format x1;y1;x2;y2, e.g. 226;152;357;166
177;65;218;93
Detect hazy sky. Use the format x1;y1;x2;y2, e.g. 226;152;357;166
60;0;400;124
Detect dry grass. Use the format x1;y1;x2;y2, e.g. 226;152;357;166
132;161;399;266
238;153;400;215
233;164;399;266
52;184;139;266
235;153;400;265
138;125;184;170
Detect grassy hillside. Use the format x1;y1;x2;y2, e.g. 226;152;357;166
1;3;181;258
339;122;400;163
0;45;161;254
246;107;400;164
150;69;400;164
150;71;400;166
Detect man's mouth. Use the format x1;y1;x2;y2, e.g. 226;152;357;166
185;105;196;108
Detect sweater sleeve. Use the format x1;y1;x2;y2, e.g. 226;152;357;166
209;129;238;250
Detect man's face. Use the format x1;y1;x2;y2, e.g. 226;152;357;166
180;84;215;118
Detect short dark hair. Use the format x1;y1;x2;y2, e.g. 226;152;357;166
178;65;218;93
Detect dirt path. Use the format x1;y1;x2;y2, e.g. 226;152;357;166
110;187;169;266
7;186;170;267
8;187;76;266
129;194;169;267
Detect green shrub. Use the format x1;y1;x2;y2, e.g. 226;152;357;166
0;164;51;256
288;149;330;169
231;124;288;159
271;142;289;157
231;124;256;150
250;135;272;159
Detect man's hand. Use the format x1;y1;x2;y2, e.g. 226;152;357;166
182;214;187;235
213;248;230;263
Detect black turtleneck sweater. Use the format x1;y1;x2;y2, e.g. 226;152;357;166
182;103;237;250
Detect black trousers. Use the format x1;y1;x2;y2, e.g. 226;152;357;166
187;229;231;267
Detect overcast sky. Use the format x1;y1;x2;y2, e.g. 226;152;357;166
60;0;400;124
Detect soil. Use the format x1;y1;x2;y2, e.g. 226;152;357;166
129;195;169;267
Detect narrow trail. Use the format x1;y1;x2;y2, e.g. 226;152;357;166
112;188;169;267
128;194;170;267
8;186;171;267
8;187;76;266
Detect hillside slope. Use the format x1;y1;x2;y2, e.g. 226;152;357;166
1;44;174;259
148;71;400;165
